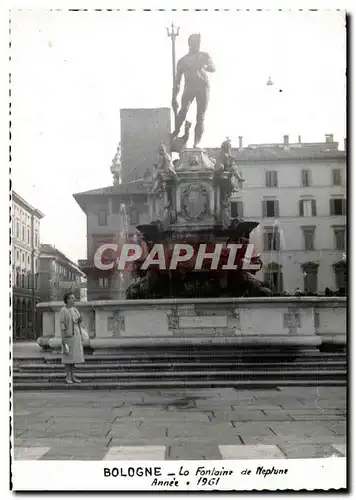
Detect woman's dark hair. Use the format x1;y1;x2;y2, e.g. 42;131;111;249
63;292;74;304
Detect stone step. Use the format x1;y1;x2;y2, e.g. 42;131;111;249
14;359;346;371
13;379;347;390
13;369;346;381
14;351;346;364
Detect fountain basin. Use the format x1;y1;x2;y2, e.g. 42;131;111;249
36;297;346;352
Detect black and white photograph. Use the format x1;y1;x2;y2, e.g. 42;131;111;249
8;5;347;492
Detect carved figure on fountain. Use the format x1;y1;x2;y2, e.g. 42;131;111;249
150;144;179;228
152;143;179;194
110;143;122;185
215;137;245;203
171;121;192;153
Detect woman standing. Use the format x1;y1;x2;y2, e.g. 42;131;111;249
60;292;85;384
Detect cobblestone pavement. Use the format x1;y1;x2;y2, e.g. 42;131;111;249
13;386;347;460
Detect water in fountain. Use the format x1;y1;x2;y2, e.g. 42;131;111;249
118;203;132;299
269;219;284;294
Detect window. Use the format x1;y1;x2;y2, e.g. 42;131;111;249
263;228;280;251
16;221;19;238
98;209;108;226
22;225;25;241
332;169;342;186
330;198;346;216
302;227;315;251
21;273;25;288
302;263;319;293
21;253;24;262
334;228;346;250
230;201;244;218
112;198;123;214
129;208;139;225
266;171;278;187
262;200;279;218
299;199;317;217
98;277;109;288
27;228;30;245
334;262;346;290
34;231;38;247
302;169;312;187
16;249;19;261
27;255;30;265
264;263;284;293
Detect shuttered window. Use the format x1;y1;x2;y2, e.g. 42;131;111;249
332;169;342;186
266;171;278;187
263;230;281;251
334;228;346;250
330;198;346;216
299;199;316;217
262;200;279;217
302;169;311;187
231;201;244;218
98;209;108;226
302;228;315;250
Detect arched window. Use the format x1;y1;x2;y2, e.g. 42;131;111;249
18;299;23;338
264;262;284;293
16;269;20;288
21;272;25;289
27;301;33;337
13;298;20;338
34;273;39;291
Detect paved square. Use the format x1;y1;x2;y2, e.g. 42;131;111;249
13;387;347;460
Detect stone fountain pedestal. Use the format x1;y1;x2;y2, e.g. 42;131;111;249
36;297;346;353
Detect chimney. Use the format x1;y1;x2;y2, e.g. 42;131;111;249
283;135;289;146
325;134;334;143
298;135;302;144
238;136;243;150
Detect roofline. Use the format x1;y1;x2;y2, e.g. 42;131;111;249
73;188;146;212
120;107;170;112
207;148;346;159
12;190;45;219
39;245;86;277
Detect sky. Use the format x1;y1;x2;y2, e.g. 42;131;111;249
10;9;346;262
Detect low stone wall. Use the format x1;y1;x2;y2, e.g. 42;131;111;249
36;297;346;351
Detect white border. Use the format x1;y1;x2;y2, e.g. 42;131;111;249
3;1;352;497
12;458;347;491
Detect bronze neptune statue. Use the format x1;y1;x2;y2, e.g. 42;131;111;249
171;34;215;148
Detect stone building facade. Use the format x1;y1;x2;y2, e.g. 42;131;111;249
39;244;86;303
217;135;347;294
12;191;44;340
